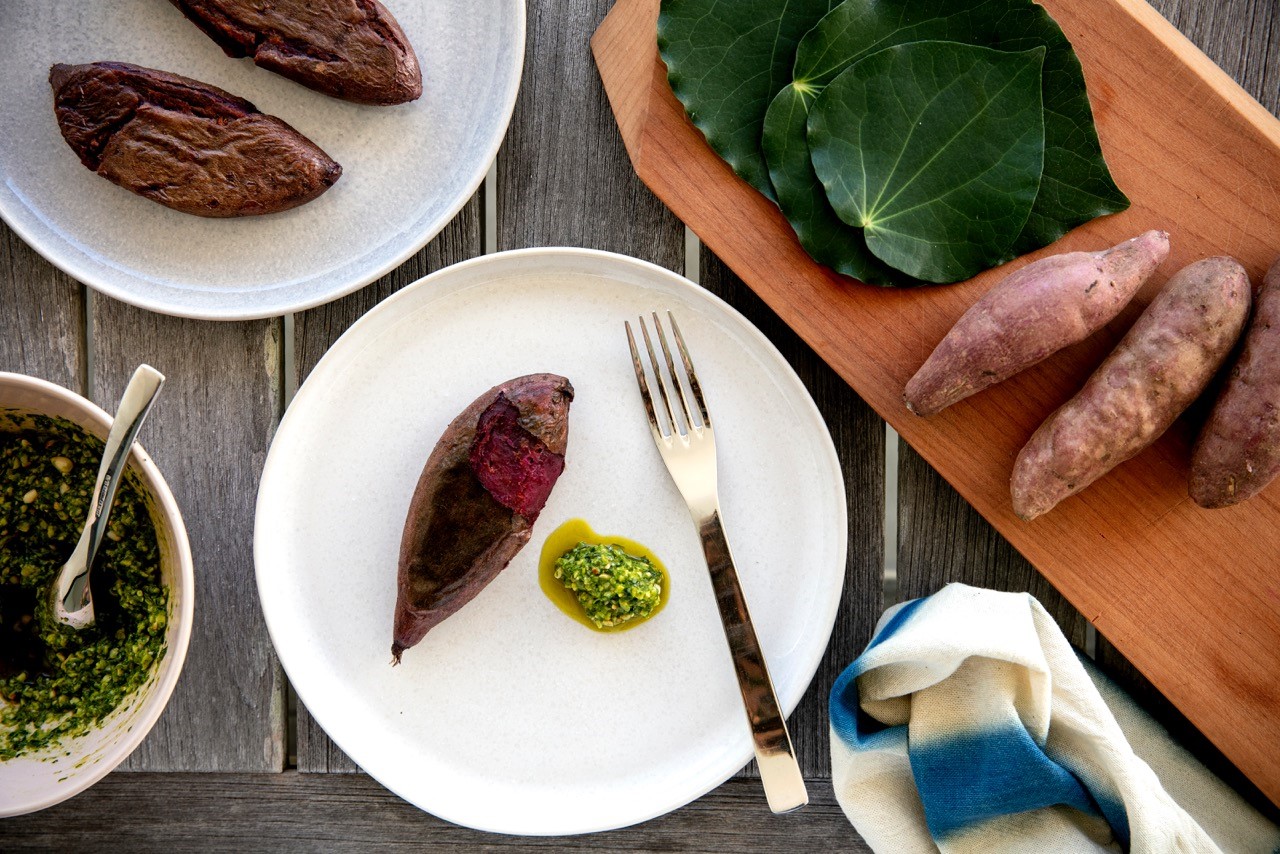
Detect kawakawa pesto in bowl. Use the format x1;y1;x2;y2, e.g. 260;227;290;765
0;414;168;760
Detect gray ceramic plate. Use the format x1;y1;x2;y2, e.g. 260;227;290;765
0;1;523;320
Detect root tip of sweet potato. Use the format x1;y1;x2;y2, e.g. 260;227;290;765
1013;505;1042;522
1189;486;1236;510
903;386;940;416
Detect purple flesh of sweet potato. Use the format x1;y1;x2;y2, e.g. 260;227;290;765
469;396;566;520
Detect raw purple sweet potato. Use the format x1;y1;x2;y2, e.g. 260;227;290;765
1190;256;1280;507
50;61;341;217
392;374;573;662
1011;257;1251;520
905;230;1169;416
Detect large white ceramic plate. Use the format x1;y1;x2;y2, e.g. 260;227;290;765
0;1;523;320
255;249;848;835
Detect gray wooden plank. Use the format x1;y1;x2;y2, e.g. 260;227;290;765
0;773;871;852
496;0;683;264
293;194;482;773
90;301;285;772
895;444;1089;648
0;219;85;390
700;254;885;780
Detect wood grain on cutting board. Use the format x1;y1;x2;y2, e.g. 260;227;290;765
594;0;1280;803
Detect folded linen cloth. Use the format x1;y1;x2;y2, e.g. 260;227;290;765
829;583;1280;854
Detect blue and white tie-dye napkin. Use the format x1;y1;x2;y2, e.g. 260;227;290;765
829;583;1280;854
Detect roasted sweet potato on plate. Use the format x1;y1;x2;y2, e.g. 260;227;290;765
50;61;341;217
169;0;422;105
392;374;573;662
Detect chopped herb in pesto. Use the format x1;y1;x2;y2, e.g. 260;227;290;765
554;542;663;629
0;415;167;760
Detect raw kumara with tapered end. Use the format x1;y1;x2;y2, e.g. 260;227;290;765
905;231;1169;416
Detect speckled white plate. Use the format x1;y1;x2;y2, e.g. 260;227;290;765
254;249;848;835
0;1;523;320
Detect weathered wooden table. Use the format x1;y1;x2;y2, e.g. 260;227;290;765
2;1;1276;849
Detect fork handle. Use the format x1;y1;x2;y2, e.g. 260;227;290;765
697;507;809;814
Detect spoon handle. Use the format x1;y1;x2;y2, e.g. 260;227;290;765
59;365;166;615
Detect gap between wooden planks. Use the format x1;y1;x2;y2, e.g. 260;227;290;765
593;0;1280;804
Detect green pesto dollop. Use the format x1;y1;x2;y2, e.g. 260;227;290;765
0;416;168;760
553;542;663;629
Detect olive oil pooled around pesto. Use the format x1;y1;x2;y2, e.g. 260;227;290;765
539;518;669;632
0;416;168;760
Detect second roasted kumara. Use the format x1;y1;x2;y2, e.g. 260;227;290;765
170;0;423;105
50;61;341;217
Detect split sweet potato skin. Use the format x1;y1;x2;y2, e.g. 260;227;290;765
1190;257;1280;507
392;374;573;662
904;231;1169;417
1011;257;1251;520
50;61;341;217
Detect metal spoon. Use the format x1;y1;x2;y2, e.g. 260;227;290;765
49;365;165;629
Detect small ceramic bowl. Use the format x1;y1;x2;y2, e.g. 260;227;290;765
0;372;193;816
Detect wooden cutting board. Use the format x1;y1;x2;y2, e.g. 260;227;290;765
593;0;1280;803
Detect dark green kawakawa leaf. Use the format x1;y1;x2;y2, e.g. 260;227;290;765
808;41;1046;282
761;81;914;285
658;0;836;201
762;0;1130;284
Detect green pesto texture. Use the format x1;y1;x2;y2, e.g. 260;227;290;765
554;543;663;629
0;416;167;760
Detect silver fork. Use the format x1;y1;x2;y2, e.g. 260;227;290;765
626;311;808;815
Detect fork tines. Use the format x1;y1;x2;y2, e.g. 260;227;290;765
625;312;709;440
